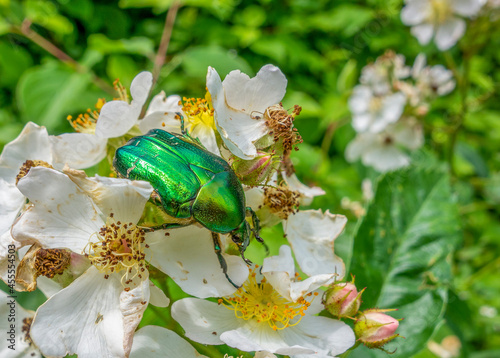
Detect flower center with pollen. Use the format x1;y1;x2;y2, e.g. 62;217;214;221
262;185;300;220
264;104;303;160
86;216;147;285
182;93;216;132
219;267;316;331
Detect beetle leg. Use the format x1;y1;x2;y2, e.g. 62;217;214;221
140;222;192;232
212;232;240;289
246;207;269;255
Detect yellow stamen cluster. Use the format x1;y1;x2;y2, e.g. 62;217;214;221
67;98;106;133
264;104;303;159
182;94;216;131
262;185;300;220
113;79;129;102
33;248;71;279
16;160;53;184
22;317;33;344
86;216;147;285
219;267;314;331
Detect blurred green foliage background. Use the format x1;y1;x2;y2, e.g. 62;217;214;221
1;0;500;357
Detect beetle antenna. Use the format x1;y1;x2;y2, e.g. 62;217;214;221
176;112;187;135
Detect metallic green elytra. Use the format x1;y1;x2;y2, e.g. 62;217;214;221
113;122;263;287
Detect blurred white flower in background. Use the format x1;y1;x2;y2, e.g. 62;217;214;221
346;119;424;172
349;85;407;133
346;51;454;172
401;0;486;50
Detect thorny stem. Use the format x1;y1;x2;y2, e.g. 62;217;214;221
13;20;115;95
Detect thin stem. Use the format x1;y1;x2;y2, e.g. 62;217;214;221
12;20;115;95
152;1;181;87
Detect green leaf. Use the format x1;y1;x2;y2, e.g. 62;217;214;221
24;0;73;35
349;164;462;357
88;34;155;57
181;45;252;79
337;59;358;93
0;41;33;87
16;62;94;131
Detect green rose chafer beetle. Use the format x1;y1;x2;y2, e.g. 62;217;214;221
113;115;264;287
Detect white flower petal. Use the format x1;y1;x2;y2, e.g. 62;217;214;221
223;65;287;112
435;17;466;50
171;298;239;345
146;226;248;298
148;282;170;307
0;290;40;358
411;23;435;45
352;112;374;133
284;210;346;278
139;112;182;134
262;246;337;302
452;0;485;16
0;122;52;182
146;92;182;115
345;134;376;163
401;0;431;25
207;66;282;159
281;315;355;357
364;144;410;172
13;167;103;253
244;186;265;211
282;172;325;205
348;86;372;115
190;123;221;156
412;53;427;79
30;267;126;358
130;71;153;106
36;276;64;298
73;174;153;223
121;272;151;356
220;322;314;355
0;178;24;242
95;101;138;138
130;326;208;358
50;133;107;170
377;92;406;130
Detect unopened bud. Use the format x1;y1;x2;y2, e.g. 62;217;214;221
231;151;277;185
323;280;364;318
354;309;401;349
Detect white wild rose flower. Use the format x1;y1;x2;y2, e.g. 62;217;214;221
0;122;54;284
349;85;407;133
207;65;288;160
172;245;355;356
401;0;486;50
346;119;424;172
11;167;247;358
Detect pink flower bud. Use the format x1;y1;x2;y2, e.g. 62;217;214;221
323;281;364;318
231;151;277;185
354;309;400;349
